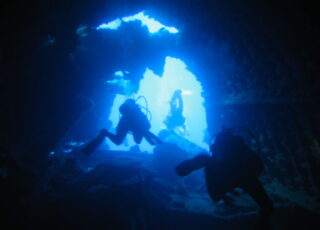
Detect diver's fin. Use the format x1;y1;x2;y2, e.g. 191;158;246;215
81;132;106;155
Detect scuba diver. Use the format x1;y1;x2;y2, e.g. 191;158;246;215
175;127;274;224
103;99;162;145
82;99;162;155
164;90;186;131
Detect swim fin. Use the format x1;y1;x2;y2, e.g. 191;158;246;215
81;132;106;155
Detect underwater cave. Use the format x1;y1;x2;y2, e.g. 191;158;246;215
97;12;209;152
1;0;320;229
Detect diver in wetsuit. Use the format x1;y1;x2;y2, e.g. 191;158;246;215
175;128;274;223
82;99;162;155
164;90;186;130
102;99;162;145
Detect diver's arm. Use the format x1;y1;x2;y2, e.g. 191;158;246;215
175;153;210;176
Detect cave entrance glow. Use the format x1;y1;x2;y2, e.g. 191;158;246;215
97;11;179;34
98;12;208;153
107;57;208;153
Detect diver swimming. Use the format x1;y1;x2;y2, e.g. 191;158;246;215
175;127;274;224
102;99;162;145
164;89;186;131
82;98;162;155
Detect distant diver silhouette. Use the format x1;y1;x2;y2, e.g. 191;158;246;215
175;127;274;222
82;99;162;155
164;89;186;130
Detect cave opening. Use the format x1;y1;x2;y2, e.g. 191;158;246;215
90;11;209;153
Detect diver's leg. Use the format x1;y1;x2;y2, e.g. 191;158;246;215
105;117;131;145
82;131;107;155
105;119;129;145
144;133;156;145
105;131;127;145
133;133;143;144
244;179;274;222
175;154;209;176
145;131;163;144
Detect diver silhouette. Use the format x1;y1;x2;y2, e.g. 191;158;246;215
103;99;162;145
164;89;186;130
175;127;274;223
82;99;162;155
